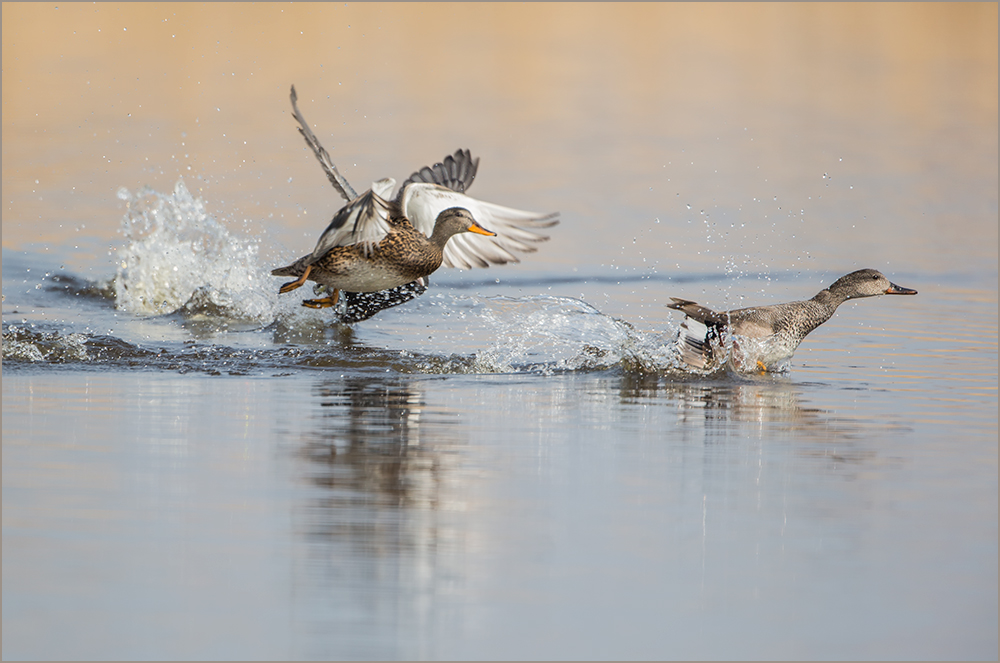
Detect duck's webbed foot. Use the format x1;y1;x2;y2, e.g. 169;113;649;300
278;265;312;294
301;288;340;309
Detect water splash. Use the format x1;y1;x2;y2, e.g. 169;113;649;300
1;311;739;378
12;177;749;377
114;180;275;322
467;295;691;375
2;325;90;363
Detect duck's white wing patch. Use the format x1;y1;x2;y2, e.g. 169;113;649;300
308;178;396;261
401;183;559;270
676;316;711;369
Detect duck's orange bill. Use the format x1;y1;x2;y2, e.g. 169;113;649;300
886;282;918;295
468;222;497;237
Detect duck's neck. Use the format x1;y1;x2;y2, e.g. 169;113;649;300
428;225;460;251
810;287;850;313
770;288;844;340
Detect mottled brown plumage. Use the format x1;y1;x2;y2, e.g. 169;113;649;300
277;86;557;316
271;207;493;308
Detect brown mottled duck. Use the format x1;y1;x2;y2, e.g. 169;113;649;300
274;86;558;314
271;204;495;308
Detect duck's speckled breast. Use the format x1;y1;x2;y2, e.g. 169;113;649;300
309;224;444;293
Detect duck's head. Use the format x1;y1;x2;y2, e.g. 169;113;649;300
830;268;918;300
432;207;496;242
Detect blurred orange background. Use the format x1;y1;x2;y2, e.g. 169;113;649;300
3;3;997;275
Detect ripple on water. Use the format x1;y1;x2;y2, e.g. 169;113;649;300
3;180;800;380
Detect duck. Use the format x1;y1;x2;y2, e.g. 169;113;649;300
667;268;918;373
274;87;559;312
271;205;496;308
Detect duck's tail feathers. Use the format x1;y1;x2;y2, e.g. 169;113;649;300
271;254;311;278
667;297;729;326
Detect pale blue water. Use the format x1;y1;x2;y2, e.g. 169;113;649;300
3;4;997;660
4;245;996;659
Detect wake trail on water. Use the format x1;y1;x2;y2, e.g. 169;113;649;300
4;180;746;377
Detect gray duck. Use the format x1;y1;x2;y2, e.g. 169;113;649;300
668;268;917;372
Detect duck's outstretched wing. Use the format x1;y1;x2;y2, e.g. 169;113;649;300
289;85;357;202
400;183;559;270
400;149;479;194
307;178;397;262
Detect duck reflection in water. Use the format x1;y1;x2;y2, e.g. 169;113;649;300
289;376;466;655
618;372;903;463
295;377;458;515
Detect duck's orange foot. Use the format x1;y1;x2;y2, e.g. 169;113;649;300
278;265;312;294
301;289;340;309
756;361;768;374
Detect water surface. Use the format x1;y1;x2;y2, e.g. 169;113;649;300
3;4;997;660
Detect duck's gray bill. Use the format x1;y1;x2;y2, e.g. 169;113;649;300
886;282;918;295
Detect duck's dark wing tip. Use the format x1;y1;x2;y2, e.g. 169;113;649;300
287;84;358;202
533;211;560;228
401;149;479;194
